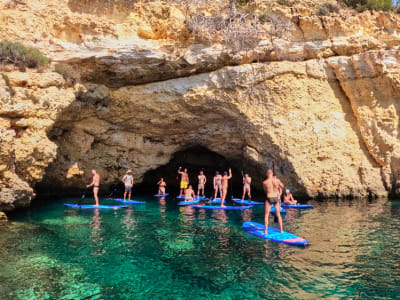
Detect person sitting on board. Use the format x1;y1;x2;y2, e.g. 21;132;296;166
197;170;207;198
157;178;167;195
283;189;297;205
122;170;134;201
178;167;189;197
86;169;101;206
241;173;252;201
263;169;284;234
213;171;223;200
184;185;196;202
221;168;232;207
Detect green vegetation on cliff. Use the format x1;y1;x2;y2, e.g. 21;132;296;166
340;0;393;11
0;40;49;70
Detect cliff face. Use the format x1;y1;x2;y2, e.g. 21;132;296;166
0;0;399;211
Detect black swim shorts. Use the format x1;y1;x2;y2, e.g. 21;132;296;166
266;197;279;205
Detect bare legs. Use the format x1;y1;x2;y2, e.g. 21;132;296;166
124;189;132;201
264;202;283;234
93;187;99;206
221;188;228;207
214;185;222;200
242;187;251;201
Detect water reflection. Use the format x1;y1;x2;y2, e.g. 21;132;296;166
89;209;105;256
159;197;167;214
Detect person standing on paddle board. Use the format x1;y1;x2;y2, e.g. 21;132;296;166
86;169;100;206
213;171;223;200
197;170;207;198
263;169;284;234
283;189;297;205
221;169;232;207
184;185;196;202
178;167;189;197
157;178;167;195
241;173;252;201
122;170;134;201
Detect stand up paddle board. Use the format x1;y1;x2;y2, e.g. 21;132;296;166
154;193;169;197
281;204;313;209
232;199;263;205
178;198;200;206
191;205;253;210
114;199;146;204
209;198;221;204
64;203;127;209
243;221;309;246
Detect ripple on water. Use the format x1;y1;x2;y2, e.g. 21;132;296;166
0;197;400;299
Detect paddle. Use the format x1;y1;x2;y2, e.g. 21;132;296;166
78;188;87;206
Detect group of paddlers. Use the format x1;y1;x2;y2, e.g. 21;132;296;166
86;167;298;234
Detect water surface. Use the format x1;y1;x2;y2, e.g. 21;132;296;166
1;196;399;299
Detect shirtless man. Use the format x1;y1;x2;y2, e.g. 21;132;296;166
86;169;100;206
263;169;284;234
178;167;189;197
213;171;223;200
221;168;232;207
241;173;252;201
122;169;134;201
184;185;196;202
283;189;297;205
197;171;207;197
157;178;167;195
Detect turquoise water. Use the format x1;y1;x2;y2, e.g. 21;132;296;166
1;196;400;299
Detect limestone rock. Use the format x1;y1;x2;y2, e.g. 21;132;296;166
0;0;400;211
0;212;7;222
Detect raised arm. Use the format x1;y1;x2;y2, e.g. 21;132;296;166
227;168;232;179
177;166;183;174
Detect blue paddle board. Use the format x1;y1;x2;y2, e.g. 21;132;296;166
178;198;200;206
64;203;127;209
154;193;169;197
281;203;313;209
191;205;253;210
243;221;309;246
176;195;186;199
209;198;222;204
270;207;286;213
232;199;263;205
114;199;146;204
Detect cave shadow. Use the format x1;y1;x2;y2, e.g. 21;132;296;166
135;146;265;198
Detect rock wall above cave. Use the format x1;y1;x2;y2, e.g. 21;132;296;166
0;0;400;211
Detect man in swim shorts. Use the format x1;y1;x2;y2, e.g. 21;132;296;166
157;177;167;195
122;170;134;201
184;185;196;202
221;168;232;207
283;189;297;205
263;169;284;234
178;167;189;197
86;169;100;206
241;173;252;201
213;171;223;200
197;170;207;198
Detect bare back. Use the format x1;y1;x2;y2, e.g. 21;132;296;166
184;188;195;198
263;177;282;198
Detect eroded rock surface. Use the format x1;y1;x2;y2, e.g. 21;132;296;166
0;0;399;210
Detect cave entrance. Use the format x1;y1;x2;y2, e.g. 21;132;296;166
137;146;263;197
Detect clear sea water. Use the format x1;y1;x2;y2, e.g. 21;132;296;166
1;195;400;300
